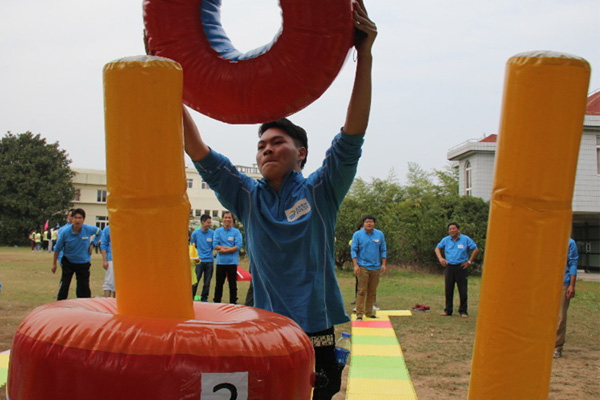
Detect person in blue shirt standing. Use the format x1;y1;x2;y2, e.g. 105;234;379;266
435;222;479;318
554;238;578;359
212;212;242;304
351;215;387;321
100;225;115;298
52;208;101;300
190;214;215;302
182;3;376;398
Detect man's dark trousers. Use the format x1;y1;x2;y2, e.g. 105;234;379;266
57;257;91;300
444;264;468;315
192;261;214;301
213;264;237;304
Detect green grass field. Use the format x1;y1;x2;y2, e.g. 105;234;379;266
1;247;599;399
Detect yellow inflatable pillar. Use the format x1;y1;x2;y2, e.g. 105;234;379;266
469;52;590;399
103;56;194;320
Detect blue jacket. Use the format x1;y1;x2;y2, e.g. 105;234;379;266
190;228;215;262
54;224;100;264
563;239;578;286
194;131;363;332
213;226;242;265
351;228;387;270
100;226;112;261
436;234;478;264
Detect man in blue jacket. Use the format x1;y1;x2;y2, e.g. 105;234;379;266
351;215;387;320
213;212;242;304
435;222;479;317
52;208;100;300
182;2;376;398
554;238;578;359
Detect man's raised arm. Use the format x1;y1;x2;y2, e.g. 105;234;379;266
183;106;211;162
343;0;377;136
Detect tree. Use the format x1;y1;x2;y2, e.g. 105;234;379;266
0;132;75;245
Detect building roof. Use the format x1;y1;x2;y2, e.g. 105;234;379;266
587;90;600;116
479;134;497;143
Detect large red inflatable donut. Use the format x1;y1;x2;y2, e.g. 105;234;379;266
144;0;354;124
8;298;314;399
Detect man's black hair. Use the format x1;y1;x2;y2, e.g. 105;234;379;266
72;208;86;219
448;222;460;229
258;118;308;169
362;215;376;223
200;214;212;223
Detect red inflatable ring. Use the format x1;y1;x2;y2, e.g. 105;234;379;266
8;298;314;399
144;0;354;124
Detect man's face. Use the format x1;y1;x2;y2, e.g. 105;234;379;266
71;214;84;228
448;224;460;238
222;214;233;228
202;218;212;230
363;219;375;232
256;128;306;183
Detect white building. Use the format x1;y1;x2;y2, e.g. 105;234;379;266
71;165;261;230
447;91;600;270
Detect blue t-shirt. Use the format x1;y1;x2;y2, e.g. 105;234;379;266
194;130;363;333
190;228;215;262
53;224;100;264
436;234;478;264
351;228;387;270
563;238;578;286
213;226;242;265
100;226;112;261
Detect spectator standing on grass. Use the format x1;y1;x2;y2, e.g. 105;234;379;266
213;212;242;304
554;238;578;359
51;208;100;300
435;222;479;318
34;230;42;251
190;214;215;302
351;215;387;321
100;225;115;298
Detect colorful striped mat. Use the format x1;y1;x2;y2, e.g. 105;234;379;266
346;310;418;400
0;350;9;388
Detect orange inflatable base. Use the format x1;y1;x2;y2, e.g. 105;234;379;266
8;298;314;399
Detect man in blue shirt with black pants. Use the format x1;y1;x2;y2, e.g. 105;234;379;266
52;208;101;300
213;211;243;304
190;214;215;302
351;215;387;320
435;222;479;318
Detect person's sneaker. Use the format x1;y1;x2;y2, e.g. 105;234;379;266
352;307;357;313
553;349;562;359
372;303;380;311
460;313;469;318
440;312;452;316
367;315;378;319
193;295;201;301
351;300;356;305
356;317;363;321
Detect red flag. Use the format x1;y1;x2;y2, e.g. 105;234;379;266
44;220;49;231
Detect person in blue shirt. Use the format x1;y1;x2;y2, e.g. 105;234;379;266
351;215;387;320
100;225;115;298
212;212;243;304
554;238;578;359
52;208;101;300
182;3;376;398
435;222;479;317
190;214;215;302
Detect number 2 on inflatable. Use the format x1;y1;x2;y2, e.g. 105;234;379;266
144;0;354;124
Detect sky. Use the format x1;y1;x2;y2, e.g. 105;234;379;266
1;0;599;184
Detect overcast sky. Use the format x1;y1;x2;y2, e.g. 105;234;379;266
1;0;598;183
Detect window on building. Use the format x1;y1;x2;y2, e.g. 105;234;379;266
596;135;600;175
97;190;107;203
204;210;211;216
73;189;81;202
212;210;219;218
96;216;109;230
465;160;472;196
195;209;202;217
187;179;193;188
201;180;209;189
